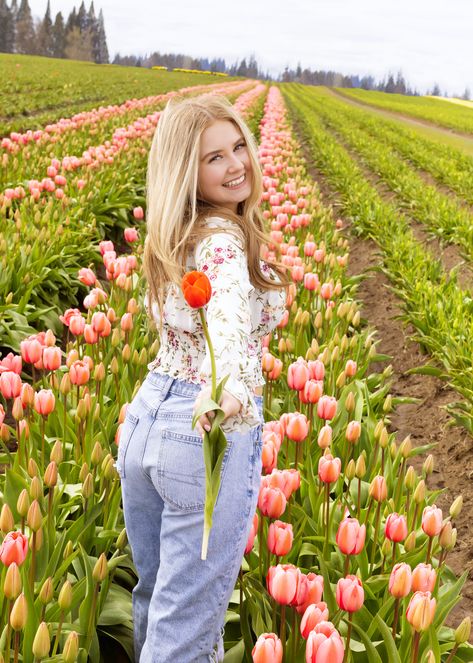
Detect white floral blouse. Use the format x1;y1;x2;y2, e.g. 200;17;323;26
146;216;288;433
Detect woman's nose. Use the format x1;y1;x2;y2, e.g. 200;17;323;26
228;152;244;170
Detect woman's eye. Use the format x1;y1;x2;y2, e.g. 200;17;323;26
209;143;246;162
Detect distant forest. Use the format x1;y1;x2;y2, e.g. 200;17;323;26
0;1;470;99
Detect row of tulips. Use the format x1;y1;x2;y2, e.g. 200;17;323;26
305;88;473;261
0;81;267;354
226;86;472;662
280;83;473;436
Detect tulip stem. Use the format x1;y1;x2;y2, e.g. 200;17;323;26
370;501;381;573
239;567;243;611
410;631;420;663
426;537;433;565
259;513;264;583
343;612;353;663
198;309;216;399
344;554;350;576
291;609;297;661
392;598;400;639
279;604;286;658
445;644;459;663
13;630;20;663
324;482;330;558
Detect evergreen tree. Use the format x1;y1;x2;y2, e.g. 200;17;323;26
431;82;441;96
64;25;93;61
36;0;54;57
15;0;36;54
65;7;78;34
94;8;109;63
0;0;15;53
385;73;396;93
462;87;471;101
76;1;88;32
51;11;66;58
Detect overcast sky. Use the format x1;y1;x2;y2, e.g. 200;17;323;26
28;0;472;96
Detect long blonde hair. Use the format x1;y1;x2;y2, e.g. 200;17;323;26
142;93;292;336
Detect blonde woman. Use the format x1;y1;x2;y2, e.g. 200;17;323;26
116;93;292;662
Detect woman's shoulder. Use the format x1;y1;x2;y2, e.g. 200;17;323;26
198;215;246;250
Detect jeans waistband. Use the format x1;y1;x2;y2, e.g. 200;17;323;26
146;370;263;405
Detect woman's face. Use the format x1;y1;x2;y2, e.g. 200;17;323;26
197;119;252;213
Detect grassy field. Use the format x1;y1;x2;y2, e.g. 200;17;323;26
0;53;242;136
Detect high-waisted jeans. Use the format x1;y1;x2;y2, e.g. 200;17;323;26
115;370;264;662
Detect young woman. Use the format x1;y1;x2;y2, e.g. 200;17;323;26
116;93;292;662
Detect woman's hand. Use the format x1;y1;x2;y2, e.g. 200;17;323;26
193;386;242;437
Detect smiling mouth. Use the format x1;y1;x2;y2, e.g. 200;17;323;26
223;173;246;188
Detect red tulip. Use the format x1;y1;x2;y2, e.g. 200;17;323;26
181;271;212;308
336;575;364;613
336;517;366;555
385;513;408;543
0;531;28;566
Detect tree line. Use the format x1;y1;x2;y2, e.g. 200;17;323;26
0;0;109;64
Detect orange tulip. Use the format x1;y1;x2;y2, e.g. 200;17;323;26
181;271;212;308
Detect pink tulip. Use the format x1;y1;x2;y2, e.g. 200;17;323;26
0;371;22;399
300;602;329;639
285;413;309;442
317;425;332;449
302;380;323;404
345;360;357;377
252;633;283;663
78;267;97;286
69;314;85;336
369;475;387;502
306;621;344;663
304;241;316;256
308;360;325;381
345;420;361;443
318;453;341;484
296;572;324;615
20;338;42;364
421;505;443;537
411;564;437;593
245;512;259;555
304;273;319;291
317;395;337;421
389;563;412;598
69;360;90;386
59;307;82;327
0;353;22;375
287;359;310;391
267;521;293;557
258;485;286;518
320;283;333;300
133;206;144;220
0;531;28;566
124;227;139;242
266;564;299;605
385;513;408;543
42;346;61;371
336;517;366;555
336;575;364;612
34;389;55;416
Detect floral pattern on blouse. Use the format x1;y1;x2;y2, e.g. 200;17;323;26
146;216;287;433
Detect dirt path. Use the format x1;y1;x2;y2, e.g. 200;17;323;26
326;88;473;157
288;108;473;636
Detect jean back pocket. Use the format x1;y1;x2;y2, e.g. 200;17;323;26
157;428;234;512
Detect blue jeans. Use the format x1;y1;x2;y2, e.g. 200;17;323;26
115;371;264;662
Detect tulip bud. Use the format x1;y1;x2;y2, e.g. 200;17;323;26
12;397;24;421
50;439;63;464
93;553;108;582
439;522;456;551
0;503;14;533
423;454;434;476
404;531;416;552
30;526;43;551
38;577;53;605
30;475;43;501
122;344;131;362
27;500;42;531
455;616;471;645
383;394;392;413
91;441;103;466
413;480;426;504
28;458;39;478
355;454;366;479
379;426;389;448
59;372;71;395
10;593;27;630
374;420;384;440
76;398;87;421
32;622;50;659
399;435;412;459
450;495;463;520
381;538;392;559
17;489;30;518
63;631;79;663
58;580;72;611
4;562;22;599
405;466;416;490
111;328;121;347
390;441;397;460
345;459;356;481
345;391;355;413
335;370;346;389
79;462;89;483
63;540;74;559
82;473;94;500
110;356;119;375
116;528;128;550
103;455;117;479
44;461;58;488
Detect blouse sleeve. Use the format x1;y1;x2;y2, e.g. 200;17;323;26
194;230;261;429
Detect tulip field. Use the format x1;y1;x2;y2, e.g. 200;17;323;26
1;56;473;662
